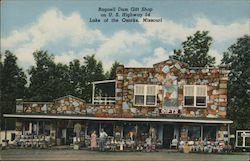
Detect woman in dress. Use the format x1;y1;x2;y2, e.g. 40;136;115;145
91;131;97;150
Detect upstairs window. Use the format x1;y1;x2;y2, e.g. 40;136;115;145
184;85;207;107
134;84;157;106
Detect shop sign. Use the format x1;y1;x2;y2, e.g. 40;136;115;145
241;132;250;137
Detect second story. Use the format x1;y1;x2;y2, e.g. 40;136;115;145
113;59;229;119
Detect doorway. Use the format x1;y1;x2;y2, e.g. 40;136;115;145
163;124;174;148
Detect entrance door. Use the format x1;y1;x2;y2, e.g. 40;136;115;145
163;124;174;148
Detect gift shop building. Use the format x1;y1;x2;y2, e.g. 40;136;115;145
3;59;233;149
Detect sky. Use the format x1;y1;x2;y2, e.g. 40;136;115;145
1;0;249;71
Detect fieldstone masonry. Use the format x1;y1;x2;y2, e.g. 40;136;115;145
16;59;229;119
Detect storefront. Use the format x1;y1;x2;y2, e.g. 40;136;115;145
3;113;232;151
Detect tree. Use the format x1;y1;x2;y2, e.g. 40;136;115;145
1;50;27;129
108;61;120;79
221;35;250;129
28;50;57;101
171;31;215;67
53;63;71;98
68;59;85;98
82;54;105;102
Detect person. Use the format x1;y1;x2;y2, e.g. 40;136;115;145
146;136;152;152
99;128;108;151
74;123;81;142
90;131;97;150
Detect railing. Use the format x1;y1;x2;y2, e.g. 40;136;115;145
92;97;116;105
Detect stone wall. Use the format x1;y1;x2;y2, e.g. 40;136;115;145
115;59;229;118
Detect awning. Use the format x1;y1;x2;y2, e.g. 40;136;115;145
3;114;233;124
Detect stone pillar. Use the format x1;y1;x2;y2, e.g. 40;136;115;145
115;65;124;114
218;66;229;118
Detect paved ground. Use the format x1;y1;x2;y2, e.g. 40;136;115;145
1;149;250;161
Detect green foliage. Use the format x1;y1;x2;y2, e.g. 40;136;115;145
28;50;57;101
108;61;120;79
68;59;85;98
221;35;250;130
83;54;105;102
171;31;215;67
1;50;27;129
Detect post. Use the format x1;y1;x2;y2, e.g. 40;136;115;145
99;123;102;134
201;125;203;141
235;130;238;147
92;83;95;104
227;124;230;144
4;118;7;140
105;97;107;105
43;121;45;135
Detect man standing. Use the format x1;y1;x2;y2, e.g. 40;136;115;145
99;128;108;151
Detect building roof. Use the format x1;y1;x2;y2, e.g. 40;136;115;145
53;95;85;102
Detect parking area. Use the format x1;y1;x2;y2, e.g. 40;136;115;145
1;149;250;161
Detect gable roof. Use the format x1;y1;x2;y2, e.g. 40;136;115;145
153;58;189;68
54;95;85;102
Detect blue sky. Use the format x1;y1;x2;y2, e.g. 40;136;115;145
1;0;249;71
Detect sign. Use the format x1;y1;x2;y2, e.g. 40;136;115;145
241;132;250;137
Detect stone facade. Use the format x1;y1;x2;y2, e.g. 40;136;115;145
115;59;229;119
16;59;229;119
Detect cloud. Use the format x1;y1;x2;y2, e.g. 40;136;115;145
209;48;223;65
54;48;96;65
1;8;249;72
96;30;149;58
1;8;105;68
140;16;249;45
126;47;172;67
95;30;150;70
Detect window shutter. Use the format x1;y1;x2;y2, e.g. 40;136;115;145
135;85;144;95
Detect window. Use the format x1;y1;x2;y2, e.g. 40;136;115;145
203;126;216;141
134;84;157;106
188;125;201;140
184;85;207;107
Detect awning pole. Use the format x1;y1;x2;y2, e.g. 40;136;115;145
92;83;95;104
5;118;7;140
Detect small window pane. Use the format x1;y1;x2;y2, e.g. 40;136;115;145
184;96;194;106
146;96;156;105
135;85;144;95
184;86;194;96
196;96;206;106
135;95;144;105
196;86;207;96
147;86;156;95
188;125;201;140
203;126;216;141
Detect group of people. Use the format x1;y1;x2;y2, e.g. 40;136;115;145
89;127;157;152
90;128;108;151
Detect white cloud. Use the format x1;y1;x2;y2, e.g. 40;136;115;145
126;47;172;67
1;8;105;68
96;30;148;58
95;30;150;70
209;48;223;65
194;16;249;43
140;16;249;45
1;8;249;71
2;30;30;48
